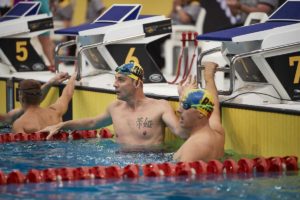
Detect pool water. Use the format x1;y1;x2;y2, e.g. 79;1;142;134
0;137;300;199
0;139;173;173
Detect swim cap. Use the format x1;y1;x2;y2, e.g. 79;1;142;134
181;89;214;117
18;79;42;105
19;79;42;96
115;61;144;81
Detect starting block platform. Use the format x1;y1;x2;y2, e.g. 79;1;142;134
0;1;53;38
54;4;172;84
198;0;300;102
0;1;54;73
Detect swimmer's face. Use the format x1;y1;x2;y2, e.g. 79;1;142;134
114;73;137;100
177;101;203;129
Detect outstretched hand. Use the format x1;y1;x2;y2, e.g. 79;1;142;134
49;72;70;85
177;75;198;99
40;123;63;140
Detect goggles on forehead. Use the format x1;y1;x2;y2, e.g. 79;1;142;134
115;63;134;73
115;62;143;81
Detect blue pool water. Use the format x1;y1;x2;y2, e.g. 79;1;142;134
0;139;173;173
0;137;300;199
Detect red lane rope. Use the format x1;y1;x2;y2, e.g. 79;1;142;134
0;128;113;144
0;156;298;185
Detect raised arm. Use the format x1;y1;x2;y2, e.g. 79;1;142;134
0;73;69;124
49;72;77;116
203;62;224;135
41;72;70;101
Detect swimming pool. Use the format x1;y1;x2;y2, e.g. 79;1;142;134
0;134;299;199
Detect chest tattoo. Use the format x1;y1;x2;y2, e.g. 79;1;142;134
136;117;153;129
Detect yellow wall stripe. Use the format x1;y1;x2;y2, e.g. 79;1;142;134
0;81;6;113
72;90;116;131
223;107;300;157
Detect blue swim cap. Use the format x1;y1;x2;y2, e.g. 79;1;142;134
115;61;144;81
181;89;214;117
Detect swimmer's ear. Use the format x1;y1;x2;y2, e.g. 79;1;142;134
134;80;140;88
197;112;205;120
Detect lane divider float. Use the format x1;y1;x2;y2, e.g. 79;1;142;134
0;128;113;143
0;156;297;185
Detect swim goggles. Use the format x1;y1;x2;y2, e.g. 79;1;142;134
180;102;213;111
115;62;143;81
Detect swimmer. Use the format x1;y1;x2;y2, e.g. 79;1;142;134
174;62;225;162
42;61;190;146
12;72;77;133
0;72;70;125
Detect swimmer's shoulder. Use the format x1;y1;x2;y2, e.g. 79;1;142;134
146;97;169;104
142;98;173;114
108;100;124;109
157;98;174;108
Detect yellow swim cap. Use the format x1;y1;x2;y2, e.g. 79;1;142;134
181;89;214;117
115;61;144;81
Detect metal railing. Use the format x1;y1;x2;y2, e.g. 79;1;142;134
54;34;145;80
198;41;300;95
54;40;77;73
197;46;235;95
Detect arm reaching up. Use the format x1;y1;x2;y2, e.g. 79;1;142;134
203;62;224;135
41;72;70;101
49;72;77;116
0;72;70;124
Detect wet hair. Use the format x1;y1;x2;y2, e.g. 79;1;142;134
19;79;42;105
